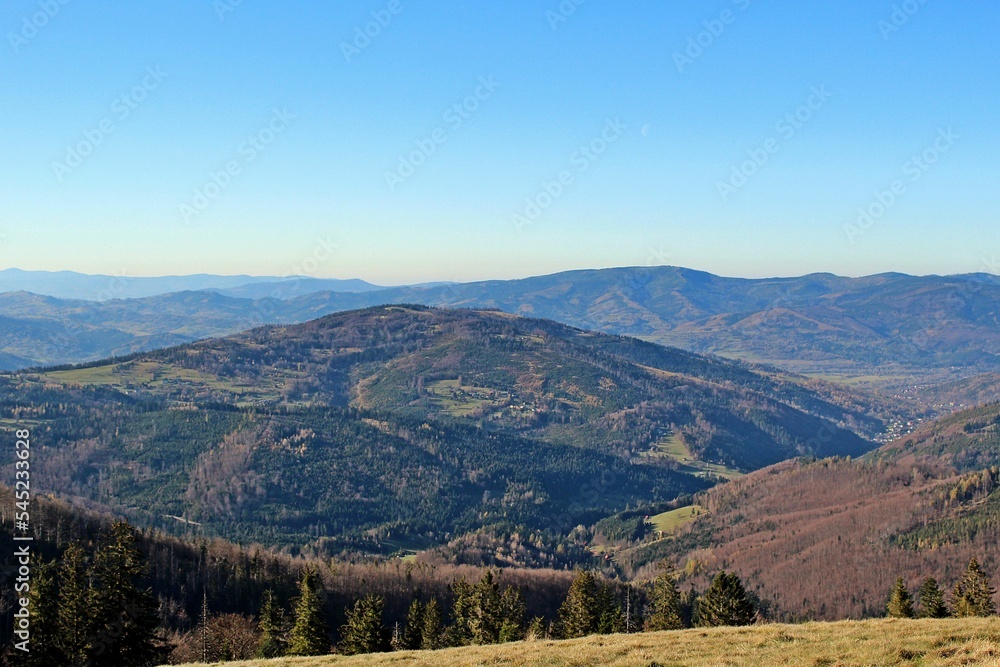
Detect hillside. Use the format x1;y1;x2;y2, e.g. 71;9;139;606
169;618;1000;667
604;403;1000;620
1;306;881;558
2;267;999;392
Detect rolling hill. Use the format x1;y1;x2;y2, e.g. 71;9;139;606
2;306;880;557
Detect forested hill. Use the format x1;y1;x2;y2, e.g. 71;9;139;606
607;402;1000;620
38;305;877;471
0;306;880;558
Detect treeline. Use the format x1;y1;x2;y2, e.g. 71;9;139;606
169;564;763;662
885;558;997;619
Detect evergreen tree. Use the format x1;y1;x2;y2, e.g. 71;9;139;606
525;616;548;641
400;598;425;650
558;570;600;638
470;571;503;644
646;570;685;631
499;586;526;643
917;578;948;619
952;558;997;617
443;578;474;646
255;589;287;658
339;595;387;655
697;571;756;627
89;522;168;667
287;568;329;656
57;543;94;667
421;597;444;650
22;561;65;667
886;578;914;618
595;582;625;634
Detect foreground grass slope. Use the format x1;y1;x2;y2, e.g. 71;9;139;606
173;618;1000;667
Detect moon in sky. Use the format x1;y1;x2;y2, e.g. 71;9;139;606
641;124;652;138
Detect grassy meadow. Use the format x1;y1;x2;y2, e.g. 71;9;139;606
171;617;1000;667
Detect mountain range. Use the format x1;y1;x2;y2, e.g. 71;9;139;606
3;306;881;555
1;268;998;391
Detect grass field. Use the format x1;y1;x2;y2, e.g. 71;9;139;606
641;434;744;481
170;617;1000;666
649;505;704;535
424;379;510;416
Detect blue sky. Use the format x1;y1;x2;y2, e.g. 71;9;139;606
1;1;997;284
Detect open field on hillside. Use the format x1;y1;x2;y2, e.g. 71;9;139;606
171;618;1000;667
641;434;744;480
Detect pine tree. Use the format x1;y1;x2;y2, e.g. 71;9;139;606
680;584;699;628
255;589;287;658
886;578;914;618
421;597;444;650
444;578;474;646
596;582;625;634
953;558;997;617
470;571;503;644
697;571;756;627
499;586;526;643
525;616;548;641
89;522;168;667
400;598;425;650
917;578;948;619
22;561;65;667
287;568;330;656
57;543;94;667
646;570;684;631
558;570;600;638
339;595;387;655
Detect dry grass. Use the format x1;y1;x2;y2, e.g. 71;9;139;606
169;617;1000;667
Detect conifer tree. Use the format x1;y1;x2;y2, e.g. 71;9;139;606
287;568;329;656
499;585;526;643
339;595;387;655
525;616;548;640
596;582;625;634
255;589;287;658
22;561;65;667
421;597;444;650
470;570;503;644
57;543;94;667
886;578;914;618
558;570;600;638
400;598;425;650
917;578;948;619
444;578;474;646
646;570;685;631
952;558;997;617
89;522;167;667
697;571;755;627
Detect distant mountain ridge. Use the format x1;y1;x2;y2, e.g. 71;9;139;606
1;267;998;385
0;268;385;300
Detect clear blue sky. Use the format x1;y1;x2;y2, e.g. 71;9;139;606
2;1;997;283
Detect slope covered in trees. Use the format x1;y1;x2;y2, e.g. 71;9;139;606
593;403;1000;620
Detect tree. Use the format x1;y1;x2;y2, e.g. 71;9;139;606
646;570;684;631
443;578;474;646
697;571;756;627
470;571;503;644
499;586;526;643
400;598;425;650
287;568;329;656
339;595;387;655
917;578;948;619
57;543;94;667
89;522;168;667
421;597;444;650
558;570;600;638
953;558;997;617
256;589;287;658
886;578;914;618
595;582;625;634
22;561;65;667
